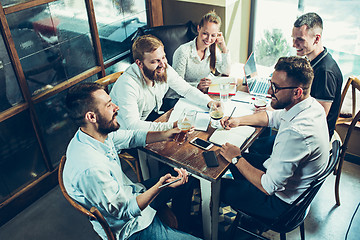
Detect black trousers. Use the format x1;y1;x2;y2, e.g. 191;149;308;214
221;152;290;221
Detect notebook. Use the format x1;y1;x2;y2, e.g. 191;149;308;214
243;52;271;98
209;126;256;148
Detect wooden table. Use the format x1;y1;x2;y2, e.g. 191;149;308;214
138;106;262;240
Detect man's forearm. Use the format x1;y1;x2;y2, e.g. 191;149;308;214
145;131;167;144
235;157;268;194
239;111;269;127
136;182;162;210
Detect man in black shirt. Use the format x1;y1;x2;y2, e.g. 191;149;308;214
292;12;343;138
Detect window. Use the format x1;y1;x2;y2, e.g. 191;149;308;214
0;0;148;220
251;0;360;80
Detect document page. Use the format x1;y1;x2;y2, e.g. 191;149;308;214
168;98;210;131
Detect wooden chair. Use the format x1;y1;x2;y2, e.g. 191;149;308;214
333;76;360;206
336;76;360;125
58;155;115;240
228;140;341;240
95;71;142;182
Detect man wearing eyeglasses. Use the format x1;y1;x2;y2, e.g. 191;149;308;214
218;56;328;226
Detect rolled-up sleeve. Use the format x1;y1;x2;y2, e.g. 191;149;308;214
261;128;310;195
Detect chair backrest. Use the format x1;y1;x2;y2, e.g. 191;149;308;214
271;140;341;233
337;76;360;124
58;155;115;240
95;71;123;92
131;21;197;65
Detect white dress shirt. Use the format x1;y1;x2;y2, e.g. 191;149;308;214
166;37;231;99
109;63;212;131
261;97;329;204
64;129;155;240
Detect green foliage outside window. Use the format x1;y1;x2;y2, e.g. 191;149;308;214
255;29;290;67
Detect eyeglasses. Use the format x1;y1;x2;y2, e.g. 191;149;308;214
269;80;298;94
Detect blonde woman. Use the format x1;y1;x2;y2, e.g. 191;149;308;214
163;10;231;110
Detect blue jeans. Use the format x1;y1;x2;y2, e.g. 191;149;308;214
127;216;202;240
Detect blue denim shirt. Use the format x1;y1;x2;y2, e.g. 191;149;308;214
64;128;156;240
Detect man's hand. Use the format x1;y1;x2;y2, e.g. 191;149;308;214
220;143;241;163
158;168;189;189
163;128;181;141
198;78;212;93
220;116;241;129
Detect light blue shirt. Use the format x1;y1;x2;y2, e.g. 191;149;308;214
261;97;329;204
63;129;156;240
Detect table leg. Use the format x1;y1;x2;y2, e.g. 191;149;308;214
137;149;160;180
138;149;150;180
200;178;221;240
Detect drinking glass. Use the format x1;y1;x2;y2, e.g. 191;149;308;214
210;101;224;129
176;109;196;144
219;82;230;102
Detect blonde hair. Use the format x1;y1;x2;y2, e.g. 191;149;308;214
199;10;221;28
132;34;164;61
199;10;221;74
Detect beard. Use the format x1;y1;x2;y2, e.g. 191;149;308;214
142;63;167;83
97;112;120;135
270;94;293;110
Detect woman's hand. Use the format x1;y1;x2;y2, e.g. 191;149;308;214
197;78;212;93
215;32;228;53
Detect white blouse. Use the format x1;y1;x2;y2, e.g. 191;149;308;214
166;37;231;99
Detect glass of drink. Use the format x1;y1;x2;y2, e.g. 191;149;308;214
176;109;196;144
254;98;267;111
210;101;224;129
219;82;230;102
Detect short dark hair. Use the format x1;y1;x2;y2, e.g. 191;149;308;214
132;34;164;62
274;56;314;94
65;82;105;126
294;12;323;31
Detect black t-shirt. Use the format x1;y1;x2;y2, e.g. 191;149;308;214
310;47;343;139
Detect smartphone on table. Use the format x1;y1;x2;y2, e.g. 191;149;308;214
189;137;213;150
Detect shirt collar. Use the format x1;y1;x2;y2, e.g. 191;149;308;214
77;128;113;155
281;97;314;122
310;47;327;67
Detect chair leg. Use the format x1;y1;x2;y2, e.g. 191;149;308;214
228;213;241;240
335;157;345;206
280;232;286;240
300;222;305;240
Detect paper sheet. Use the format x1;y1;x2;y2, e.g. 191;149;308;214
168;98;210;131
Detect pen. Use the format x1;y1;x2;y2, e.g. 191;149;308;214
228;107;236;120
158;178;182;189
158;173;192;189
231;99;252;104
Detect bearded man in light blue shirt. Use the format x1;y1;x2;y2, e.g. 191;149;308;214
63;82;201;240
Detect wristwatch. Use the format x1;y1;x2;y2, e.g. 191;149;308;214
232;155;242;165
